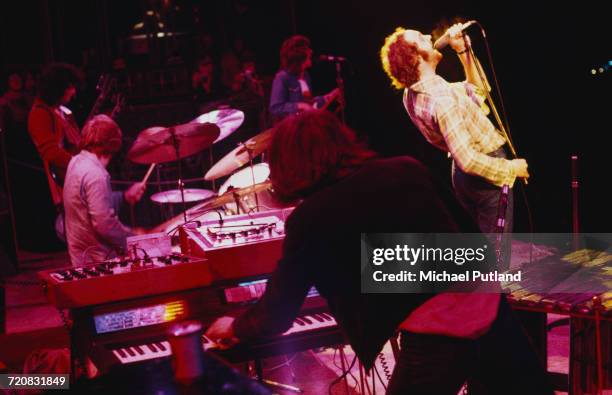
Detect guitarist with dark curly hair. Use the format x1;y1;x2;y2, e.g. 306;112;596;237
27;63;83;207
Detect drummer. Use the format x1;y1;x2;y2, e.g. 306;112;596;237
63;115;146;266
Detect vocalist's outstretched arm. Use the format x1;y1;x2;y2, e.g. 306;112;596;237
445;24;491;92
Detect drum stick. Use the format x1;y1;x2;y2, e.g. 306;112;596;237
142;163;156;184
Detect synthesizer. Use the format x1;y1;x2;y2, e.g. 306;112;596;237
179;208;294;280
38;254;212;308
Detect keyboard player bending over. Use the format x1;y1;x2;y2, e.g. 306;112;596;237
206;111;551;395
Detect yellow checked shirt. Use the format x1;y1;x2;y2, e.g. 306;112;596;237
404;75;516;187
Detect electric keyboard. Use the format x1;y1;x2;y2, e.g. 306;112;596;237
38;255;211;308
109;312;338;365
79;278;344;374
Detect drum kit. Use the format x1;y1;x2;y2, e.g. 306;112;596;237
126;107;278;231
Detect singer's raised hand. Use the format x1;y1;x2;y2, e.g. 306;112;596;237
447;23;471;53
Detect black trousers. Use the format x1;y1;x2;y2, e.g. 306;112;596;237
452;147;514;269
386;297;553;395
451;148;514;234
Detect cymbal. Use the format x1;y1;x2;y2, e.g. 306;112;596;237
192;108;244;143
150;188;216;204
205;180;272;207
151;181;272;234
204;128;274;181
128;122;220;164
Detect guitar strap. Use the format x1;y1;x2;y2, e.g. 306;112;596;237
31;104;68;242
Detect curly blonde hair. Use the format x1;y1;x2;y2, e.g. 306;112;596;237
380;27;420;90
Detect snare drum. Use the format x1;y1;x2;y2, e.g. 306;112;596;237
218;163;279;214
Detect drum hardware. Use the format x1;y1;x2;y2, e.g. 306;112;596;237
191;108;245;144
217;164;272;215
240;141;259;213
191;107;245;190
152;181;273;235
139;111;276;232
190;181;273;218
151;189;216;204
202;127;274;216
230;187;250;215
127;123;220;165
204;128;273;181
128;121;220;223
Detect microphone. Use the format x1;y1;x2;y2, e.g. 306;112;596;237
433;20;477;50
318;54;347;62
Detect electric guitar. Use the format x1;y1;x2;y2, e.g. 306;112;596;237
318;87;344;114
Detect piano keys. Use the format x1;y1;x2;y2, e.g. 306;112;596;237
108;312;339;366
75;278;344;374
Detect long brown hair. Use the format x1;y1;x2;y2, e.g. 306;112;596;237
280;35;311;74
268;111;376;202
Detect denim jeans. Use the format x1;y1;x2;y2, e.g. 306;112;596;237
386;297;553;395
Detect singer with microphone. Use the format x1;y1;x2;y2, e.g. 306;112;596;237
377;25;551;395
381;23;529;236
269;35;340;123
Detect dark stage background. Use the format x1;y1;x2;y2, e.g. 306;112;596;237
0;0;610;254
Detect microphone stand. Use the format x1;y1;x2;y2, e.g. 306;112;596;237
571;155;580;251
335;60;346;124
461;25;526;187
495;185;510;270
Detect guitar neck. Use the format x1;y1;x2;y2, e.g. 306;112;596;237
109;97;124;119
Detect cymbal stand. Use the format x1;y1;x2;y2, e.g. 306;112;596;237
156;164;165;220
208;146;216;192
231;189;249;215
240;141;260;212
168;127;188;223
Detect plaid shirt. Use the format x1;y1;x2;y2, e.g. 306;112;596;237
404;75;516;187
